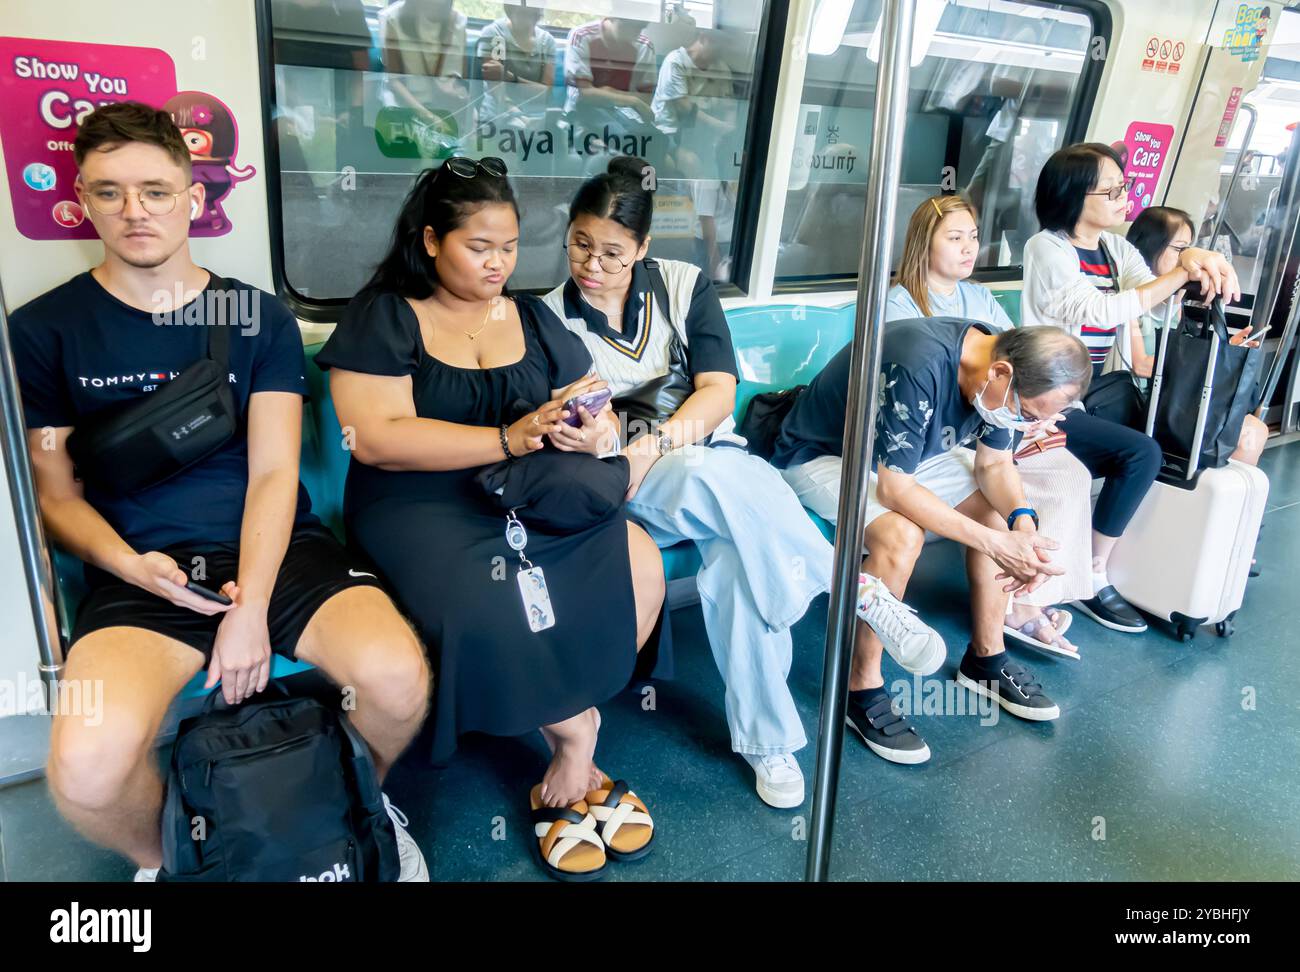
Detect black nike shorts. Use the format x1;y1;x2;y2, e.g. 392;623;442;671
70;523;386;662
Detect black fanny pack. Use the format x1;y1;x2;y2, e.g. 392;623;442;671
67;279;238;494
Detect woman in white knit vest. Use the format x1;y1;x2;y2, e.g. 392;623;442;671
541;157;952;792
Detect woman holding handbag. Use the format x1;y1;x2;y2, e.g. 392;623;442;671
886;194;1089;657
317;158;664;881
1021;143;1241;635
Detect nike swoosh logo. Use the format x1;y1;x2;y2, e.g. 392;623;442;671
348;569;377;579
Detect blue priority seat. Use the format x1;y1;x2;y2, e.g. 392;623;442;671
47;304;860;699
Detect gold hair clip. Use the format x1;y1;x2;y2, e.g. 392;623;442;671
930;197;944;218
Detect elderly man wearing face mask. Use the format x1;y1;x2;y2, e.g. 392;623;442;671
773;320;1094;762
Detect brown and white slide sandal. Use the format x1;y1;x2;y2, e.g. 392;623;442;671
528;784;608;882
585;775;655;862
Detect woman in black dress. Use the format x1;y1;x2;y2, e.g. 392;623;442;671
315;159;662;878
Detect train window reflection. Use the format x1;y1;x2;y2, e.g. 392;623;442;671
267;0;768;301
776;0;1098;283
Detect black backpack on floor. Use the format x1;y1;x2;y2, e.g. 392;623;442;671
158;687;400;882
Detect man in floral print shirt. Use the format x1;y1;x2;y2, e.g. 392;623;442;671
773;319;1092;761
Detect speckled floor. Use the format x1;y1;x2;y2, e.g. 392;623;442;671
4;443;1299;882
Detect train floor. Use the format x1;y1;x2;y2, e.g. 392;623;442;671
3;442;1300;882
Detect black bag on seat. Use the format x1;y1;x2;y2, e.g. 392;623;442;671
1152;297;1263;472
739;385;807;461
158;687;399;882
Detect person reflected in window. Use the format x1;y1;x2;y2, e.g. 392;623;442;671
1023;142;1243;634
691;139;738;281
887;194;1091;658
475;1;557;130
379;0;470;134
563;16;659;161
543;157;947;795
316;159;664;880
1127;205;1267;465
651;23;733;148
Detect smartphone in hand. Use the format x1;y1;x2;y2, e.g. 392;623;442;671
186;579;233;606
561;388;613;428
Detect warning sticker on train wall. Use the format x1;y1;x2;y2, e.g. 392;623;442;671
1141;35;1187;74
0;38;255;240
1216;87;1245;148
1120;121;1175;220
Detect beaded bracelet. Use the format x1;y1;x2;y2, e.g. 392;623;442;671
499;424;515;460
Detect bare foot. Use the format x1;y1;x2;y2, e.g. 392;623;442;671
539;709;597;808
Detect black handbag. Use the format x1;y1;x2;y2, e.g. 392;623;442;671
66;277;238;494
1083;370;1147;429
611;258;694;438
1151;296;1263;472
739;385;807;460
476;449;630;533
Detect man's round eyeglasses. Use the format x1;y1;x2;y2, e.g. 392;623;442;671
83;186;191;217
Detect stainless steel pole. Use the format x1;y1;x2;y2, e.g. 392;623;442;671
1208;104;1257;248
0;283;64;704
805;0;914;883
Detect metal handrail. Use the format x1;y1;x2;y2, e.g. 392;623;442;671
805;0;914;883
0;282;64;708
1209;103;1258;248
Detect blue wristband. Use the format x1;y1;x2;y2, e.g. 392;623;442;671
1008;507;1039;530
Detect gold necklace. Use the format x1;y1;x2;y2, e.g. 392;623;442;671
464;298;497;341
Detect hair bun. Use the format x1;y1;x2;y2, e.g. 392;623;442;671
607;154;654;192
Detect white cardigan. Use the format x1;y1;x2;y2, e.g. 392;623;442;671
1021;229;1155;335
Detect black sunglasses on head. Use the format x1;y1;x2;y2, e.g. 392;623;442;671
441;156;508;179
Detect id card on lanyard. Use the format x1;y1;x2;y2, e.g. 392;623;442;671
505;510;556;633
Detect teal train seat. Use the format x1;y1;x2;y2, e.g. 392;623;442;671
47;300;862;703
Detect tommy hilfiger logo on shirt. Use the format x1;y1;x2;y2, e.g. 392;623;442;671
77;371;237;389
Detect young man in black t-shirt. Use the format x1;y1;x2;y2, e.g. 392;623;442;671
774;320;1092;762
10;103;431;881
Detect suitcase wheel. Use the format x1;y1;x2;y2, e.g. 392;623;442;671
1176;621;1197;643
1215;614;1236;638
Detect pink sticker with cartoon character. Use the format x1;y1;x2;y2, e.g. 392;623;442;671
0;38;254;240
164;90;255;236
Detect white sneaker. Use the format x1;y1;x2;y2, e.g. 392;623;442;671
133;866;159;882
742;752;805;809
855;573;946;676
383;794;429;882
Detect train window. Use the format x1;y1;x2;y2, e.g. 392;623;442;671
775;0;1103;284
265;0;770;307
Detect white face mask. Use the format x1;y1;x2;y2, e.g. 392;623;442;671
972;377;1037;431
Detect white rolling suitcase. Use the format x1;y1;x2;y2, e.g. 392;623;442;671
1108;307;1269;641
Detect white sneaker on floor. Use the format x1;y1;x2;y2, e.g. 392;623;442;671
384;793;429;882
855;573;946;676
133;866;159;882
742;752;805;809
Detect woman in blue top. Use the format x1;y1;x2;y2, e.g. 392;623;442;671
886;193;1091;658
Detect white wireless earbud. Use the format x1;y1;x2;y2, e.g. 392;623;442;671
190;199;200;219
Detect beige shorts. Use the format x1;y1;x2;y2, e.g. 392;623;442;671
779;448;980;527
